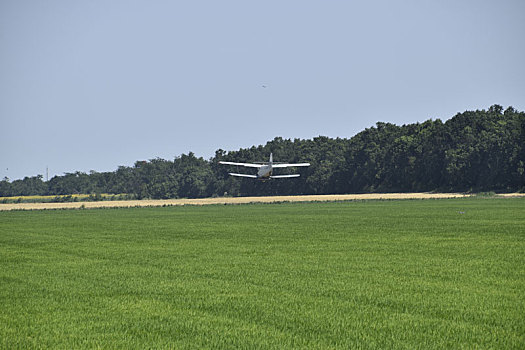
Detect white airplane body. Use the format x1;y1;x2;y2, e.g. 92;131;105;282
219;153;310;180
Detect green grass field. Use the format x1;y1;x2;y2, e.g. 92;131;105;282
1;198;524;349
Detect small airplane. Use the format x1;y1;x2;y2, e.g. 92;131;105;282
219;153;310;180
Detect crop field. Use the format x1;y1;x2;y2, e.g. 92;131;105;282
0;192;474;210
1;198;524;348
0;193;130;204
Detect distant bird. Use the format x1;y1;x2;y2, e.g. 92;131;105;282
261;85;267;88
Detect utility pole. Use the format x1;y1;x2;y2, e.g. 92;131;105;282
46;166;49;182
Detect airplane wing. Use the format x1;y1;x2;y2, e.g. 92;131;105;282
228;173;258;178
270;174;301;179
271;163;310;168
219;161;263;168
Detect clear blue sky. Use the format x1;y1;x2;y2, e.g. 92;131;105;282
1;0;524;180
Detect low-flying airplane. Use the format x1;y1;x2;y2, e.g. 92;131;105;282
219;153;310;180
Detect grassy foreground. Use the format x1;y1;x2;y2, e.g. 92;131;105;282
0;198;524;349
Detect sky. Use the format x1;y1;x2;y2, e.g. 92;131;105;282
1;0;524;181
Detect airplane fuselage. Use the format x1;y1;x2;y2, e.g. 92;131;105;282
257;164;273;179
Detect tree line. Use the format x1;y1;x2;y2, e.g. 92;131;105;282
2;105;523;199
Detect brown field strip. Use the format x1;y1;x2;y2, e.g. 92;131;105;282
0;192;494;211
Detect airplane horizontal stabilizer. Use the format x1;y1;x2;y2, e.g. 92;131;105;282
270;174;301;179
229;173;258;178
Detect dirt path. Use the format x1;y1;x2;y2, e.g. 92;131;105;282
0;192;490;211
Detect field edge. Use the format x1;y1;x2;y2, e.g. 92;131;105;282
0;192;514;211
